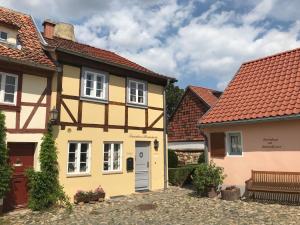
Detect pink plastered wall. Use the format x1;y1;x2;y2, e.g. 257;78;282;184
204;119;300;190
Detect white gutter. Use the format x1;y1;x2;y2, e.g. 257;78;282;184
30;15;48;46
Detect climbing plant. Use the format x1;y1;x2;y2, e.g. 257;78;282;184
26;124;71;210
0;111;12;199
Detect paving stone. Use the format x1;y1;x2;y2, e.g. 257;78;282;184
2;186;300;225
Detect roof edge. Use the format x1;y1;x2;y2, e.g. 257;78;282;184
199;113;300;128
0;55;56;71
56;47;176;82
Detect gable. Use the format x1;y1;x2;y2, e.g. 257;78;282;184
168;89;210;142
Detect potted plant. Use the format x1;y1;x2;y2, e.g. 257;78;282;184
193;161;225;197
0;112;12;215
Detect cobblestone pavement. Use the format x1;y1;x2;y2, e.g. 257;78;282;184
2;186;300;225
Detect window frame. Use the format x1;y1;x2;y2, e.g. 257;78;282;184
0;31;8;42
127;78;148;106
0;72;18;105
67;141;91;176
80;67;108;102
102;142;123;174
226;131;243;157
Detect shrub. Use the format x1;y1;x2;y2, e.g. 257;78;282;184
197;152;205;164
168;164;198;186
168;150;178;168
0;112;12;199
193;161;226;195
26;124;71;211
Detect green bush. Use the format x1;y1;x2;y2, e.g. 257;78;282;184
168;164;198;186
0;111;12;199
197;152;205;164
168;150;178;168
26;124;71;211
193;161;226;195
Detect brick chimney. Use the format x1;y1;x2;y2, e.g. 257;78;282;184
42;20;56;39
42;20;75;41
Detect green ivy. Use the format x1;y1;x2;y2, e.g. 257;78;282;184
0;111;12;199
193;161;226;195
26;124;71;211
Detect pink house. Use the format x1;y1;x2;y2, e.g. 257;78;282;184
199;48;300;193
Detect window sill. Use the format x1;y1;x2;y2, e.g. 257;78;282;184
102;171;123;175
80;96;108;104
66;173;91;178
126;103;147;109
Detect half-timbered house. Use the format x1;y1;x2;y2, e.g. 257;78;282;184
42;20;175;199
0;7;56;211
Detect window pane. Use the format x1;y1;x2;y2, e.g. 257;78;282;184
81;143;88;153
96;90;102;97
0;32;7;40
113;144;120;170
5;84;14;94
229;134;242;155
68;143;77;173
138;83;144;90
104;144;111;171
86;88;91;96
68;163;75;173
130;82;136;90
138;96;144;103
104;162;109;171
86;80;92;88
4;94;14;103
130;95;136;102
80;163;87;172
130;88;136;95
6;76;16;85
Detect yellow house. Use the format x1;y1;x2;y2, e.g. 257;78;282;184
42;21;175;199
0;7;56;211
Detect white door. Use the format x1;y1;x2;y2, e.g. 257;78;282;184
135;142;150;191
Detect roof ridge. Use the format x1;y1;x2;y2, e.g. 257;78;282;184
242;47;300;65
0;6;30;17
188;85;220;93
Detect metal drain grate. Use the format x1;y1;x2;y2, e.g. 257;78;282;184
136;203;157;211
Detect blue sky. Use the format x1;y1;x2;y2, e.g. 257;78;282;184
2;0;300;90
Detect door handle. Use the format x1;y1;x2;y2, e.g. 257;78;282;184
147;162;149;168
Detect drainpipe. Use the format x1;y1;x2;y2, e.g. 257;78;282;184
163;79;170;189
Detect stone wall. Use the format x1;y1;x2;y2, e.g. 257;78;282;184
175;150;203;165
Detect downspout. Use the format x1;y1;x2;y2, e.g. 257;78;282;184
163;79;170;189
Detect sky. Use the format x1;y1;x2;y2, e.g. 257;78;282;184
2;0;300;90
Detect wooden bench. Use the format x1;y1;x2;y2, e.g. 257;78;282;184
245;170;300;203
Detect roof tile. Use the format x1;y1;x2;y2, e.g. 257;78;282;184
200;48;300;124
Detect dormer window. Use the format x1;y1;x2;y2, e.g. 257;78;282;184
0;31;8;42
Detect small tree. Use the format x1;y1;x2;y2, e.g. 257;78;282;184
168;150;178;168
0;111;12;200
166;83;184;120
27;124;70;210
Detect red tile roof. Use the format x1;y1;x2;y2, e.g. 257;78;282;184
168;86;220;142
44;36;171;79
189;86;220;107
200;48;300;125
0;7;55;69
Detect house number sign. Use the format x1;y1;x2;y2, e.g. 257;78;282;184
262;138;282;149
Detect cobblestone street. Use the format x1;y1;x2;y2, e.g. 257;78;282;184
2;186;300;225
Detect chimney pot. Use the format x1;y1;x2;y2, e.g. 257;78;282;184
43;20;56;39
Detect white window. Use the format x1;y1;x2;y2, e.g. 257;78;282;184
227;132;243;156
0;72;18;105
0;31;8;42
127;79;147;105
103;142;122;172
67;142;91;174
82;69;107;100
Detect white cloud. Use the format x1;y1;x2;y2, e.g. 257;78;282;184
2;0;300;90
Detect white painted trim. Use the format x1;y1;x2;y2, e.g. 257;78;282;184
225;131;244;157
168;141;205;150
102;142;123;173
0;72;18;105
66;141;92;175
127;78;148;106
